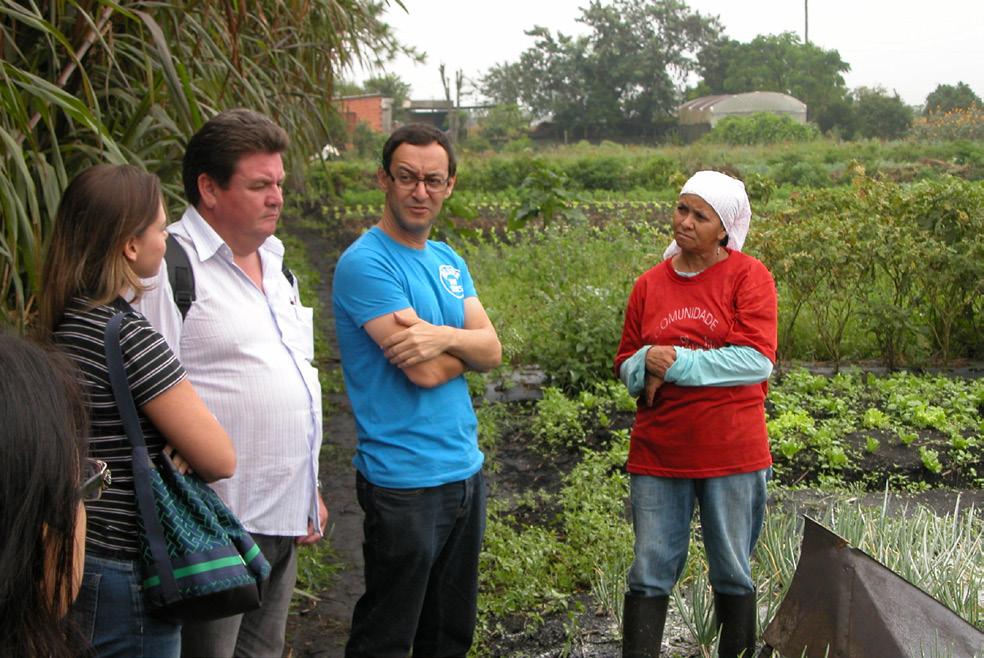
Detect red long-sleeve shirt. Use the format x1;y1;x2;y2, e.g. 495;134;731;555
614;249;778;478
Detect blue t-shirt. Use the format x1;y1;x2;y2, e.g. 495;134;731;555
332;227;483;488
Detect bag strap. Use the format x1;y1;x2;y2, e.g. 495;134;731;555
104;313;180;604
165;233;195;321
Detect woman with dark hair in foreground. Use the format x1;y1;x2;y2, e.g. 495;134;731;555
0;332;94;657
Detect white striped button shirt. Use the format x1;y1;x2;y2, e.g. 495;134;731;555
134;207;322;536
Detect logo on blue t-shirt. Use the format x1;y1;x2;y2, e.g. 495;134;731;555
439;264;464;299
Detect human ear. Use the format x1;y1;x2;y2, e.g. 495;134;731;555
444;175;456;198
198;174;218;209
122;235;139;264
376;168;389;190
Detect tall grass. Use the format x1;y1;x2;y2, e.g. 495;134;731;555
584;487;983;654
1;0;410;331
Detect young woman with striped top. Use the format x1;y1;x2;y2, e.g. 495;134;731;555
39;164;235;658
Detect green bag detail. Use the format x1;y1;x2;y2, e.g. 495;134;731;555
137;451;271;622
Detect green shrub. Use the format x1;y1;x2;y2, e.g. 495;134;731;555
503;136;535;153
350;121;386;159
562;156;630;190
304;160;376;204
853;87;913;140
634;155;681;189
461;134;494;153
769;157;830;188
911;105;984;142
458;155;541;191
704;112;820;146
742;171;777;203
753;173;984;364
462;220;669;391
532;387;588;451
475;103;531;147
507;165;585;229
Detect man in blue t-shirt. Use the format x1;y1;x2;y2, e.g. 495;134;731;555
333;123;502;658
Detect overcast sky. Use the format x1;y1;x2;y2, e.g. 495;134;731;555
353;0;983;107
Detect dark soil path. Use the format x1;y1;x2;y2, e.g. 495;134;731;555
284;218;367;658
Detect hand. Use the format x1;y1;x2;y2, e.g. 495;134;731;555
644;373;664;407
163;444;192;475
296;493;329;546
645;345;676;379
380;310;452;368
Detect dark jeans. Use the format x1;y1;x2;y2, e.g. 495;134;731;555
346;470;486;658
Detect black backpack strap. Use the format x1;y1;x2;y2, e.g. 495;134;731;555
165;233;195;320
166;232;293;314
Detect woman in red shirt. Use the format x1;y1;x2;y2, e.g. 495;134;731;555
614;171;777;658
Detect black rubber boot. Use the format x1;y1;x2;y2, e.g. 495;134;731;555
713;591;758;658
622;592;669;658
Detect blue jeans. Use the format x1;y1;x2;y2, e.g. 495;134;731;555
627;469;769;597
346;470;486;658
71;553;181;658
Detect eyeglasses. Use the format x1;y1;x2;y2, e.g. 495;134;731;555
80;458;112;502
388;170;450;193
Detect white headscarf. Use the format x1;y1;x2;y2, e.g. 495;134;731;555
662;171;752;260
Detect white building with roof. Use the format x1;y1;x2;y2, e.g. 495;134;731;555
677;91;807;141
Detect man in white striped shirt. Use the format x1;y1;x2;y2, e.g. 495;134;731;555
136;109;326;658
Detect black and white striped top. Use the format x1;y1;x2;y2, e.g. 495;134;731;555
54;297;186;558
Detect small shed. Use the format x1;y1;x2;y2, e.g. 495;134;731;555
677;91;807;141
337;94;394;134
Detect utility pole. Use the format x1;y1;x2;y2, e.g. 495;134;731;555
805;0;809;44
439;63;456;143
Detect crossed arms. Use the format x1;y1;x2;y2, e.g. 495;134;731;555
363;297;502;388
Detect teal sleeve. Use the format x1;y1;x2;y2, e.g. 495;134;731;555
663;345;773;387
618;345;650;397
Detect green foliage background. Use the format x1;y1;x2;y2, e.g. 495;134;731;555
1;0;409;330
453;170;984;389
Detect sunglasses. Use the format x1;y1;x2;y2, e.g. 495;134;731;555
80;458;112;501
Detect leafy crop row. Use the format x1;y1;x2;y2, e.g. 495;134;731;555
454;175;984;386
303;138;984;210
474;383;983;650
767;369;982;488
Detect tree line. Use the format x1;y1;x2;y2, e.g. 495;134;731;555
476;0;982;142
